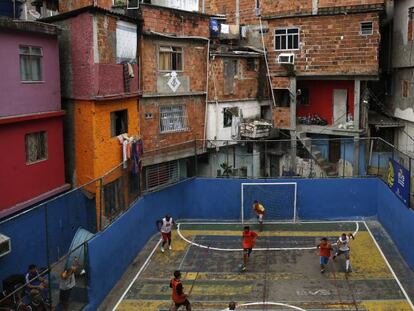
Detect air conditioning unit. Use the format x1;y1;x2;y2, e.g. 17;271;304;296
127;0;139;9
277;53;295;65
0;234;11;258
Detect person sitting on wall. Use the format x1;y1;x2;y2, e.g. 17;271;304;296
25;265;49;302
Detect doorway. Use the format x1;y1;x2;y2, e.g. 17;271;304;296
333;89;348;125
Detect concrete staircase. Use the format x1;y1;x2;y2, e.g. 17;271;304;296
296;131;338;177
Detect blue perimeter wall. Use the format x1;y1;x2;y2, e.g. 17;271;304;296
377;181;414;271
0;189;96;290
85;177;380;310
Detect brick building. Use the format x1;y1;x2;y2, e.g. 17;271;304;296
42;6;141;227
126;3;210;190
204;0;385;177
0;17;69;217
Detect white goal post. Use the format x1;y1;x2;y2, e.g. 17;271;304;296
241;182;297;223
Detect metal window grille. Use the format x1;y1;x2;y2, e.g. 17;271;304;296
360;22;373;35
145;160;179;190
19;46;42;81
160;105;188;133
274;28;299;51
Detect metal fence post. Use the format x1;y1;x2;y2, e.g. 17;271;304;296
99;177;103;231
194;139;198;177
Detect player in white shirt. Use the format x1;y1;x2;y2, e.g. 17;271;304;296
333;232;355;273
156;214;176;253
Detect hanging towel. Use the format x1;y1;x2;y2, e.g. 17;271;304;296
231;116;241;140
122;140;128;169
127;63;134;78
221;24;230;34
229;24;240;36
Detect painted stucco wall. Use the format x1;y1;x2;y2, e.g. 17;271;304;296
0;29;61;117
0;116;66;210
73;98;139;187
297;80;355;125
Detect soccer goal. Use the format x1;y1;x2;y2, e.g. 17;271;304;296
241;182;297;223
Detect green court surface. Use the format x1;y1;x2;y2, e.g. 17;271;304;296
111;221;414;311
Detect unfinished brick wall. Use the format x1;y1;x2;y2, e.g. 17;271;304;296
208;56;261;101
59;0;113;12
140;5;210;37
96;14;116;64
204;0;236;23
265;12;381;77
139;96;205;151
318;0;384;8
141;38;207;94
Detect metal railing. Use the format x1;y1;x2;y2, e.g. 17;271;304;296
1;137;413;310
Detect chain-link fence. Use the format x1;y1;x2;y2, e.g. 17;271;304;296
1;136;414;310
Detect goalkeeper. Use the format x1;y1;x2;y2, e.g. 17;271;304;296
252;200;265;231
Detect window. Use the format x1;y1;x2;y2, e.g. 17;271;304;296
160;105;187;133
360;22;373;35
116;21;137;63
111;110;128;137
246;58;258;71
408;8;414;41
402;80;409;98
274;28;299;51
25;131;47;164
223;107;233;128
159;46;183;71
19;46;42;81
224;59;238;95
145;160;179;190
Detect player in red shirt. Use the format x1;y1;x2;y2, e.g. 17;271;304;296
316;237;333;273
241;226;258;272
169;270;191;311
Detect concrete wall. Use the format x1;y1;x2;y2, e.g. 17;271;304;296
0;116;66;211
297;80;355;125
206;100;263;141
0;188;96;292
377;180;414;270
0;29;61;117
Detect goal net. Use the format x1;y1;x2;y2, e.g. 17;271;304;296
241;182;297;223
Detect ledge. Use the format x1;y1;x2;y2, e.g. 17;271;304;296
0;183;71;220
0;110;65;125
141;91;206;98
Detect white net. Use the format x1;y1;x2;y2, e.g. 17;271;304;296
241;182;297;222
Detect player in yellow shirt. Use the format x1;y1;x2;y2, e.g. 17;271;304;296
253;200;265;231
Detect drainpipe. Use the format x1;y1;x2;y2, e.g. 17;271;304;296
235;0;240;25
203;39;211;151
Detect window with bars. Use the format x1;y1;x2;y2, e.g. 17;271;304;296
160;105;187;133
360;22;373;35
274;28;299;51
159;46;183;71
19;46;43;81
25;131;47;164
145;160;179;190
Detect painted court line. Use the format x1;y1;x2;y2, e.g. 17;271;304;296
178;220;362;225
177;222;360;252
221;301;307;311
112;238;162;311
364;221;414;310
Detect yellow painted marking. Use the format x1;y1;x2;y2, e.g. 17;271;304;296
346;232;393;279
184;272;198;280
116;300;168;311
360;299;413;311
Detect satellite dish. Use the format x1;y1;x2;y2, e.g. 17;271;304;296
28;9;41;19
